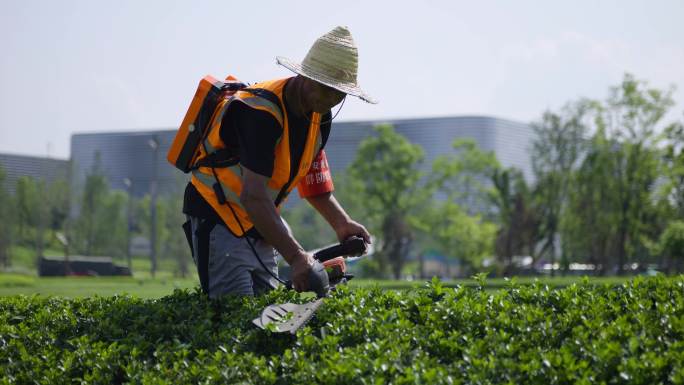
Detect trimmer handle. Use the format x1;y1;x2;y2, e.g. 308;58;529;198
284;236;368;293
314;236;367;262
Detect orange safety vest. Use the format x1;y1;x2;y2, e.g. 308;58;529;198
190;78;325;237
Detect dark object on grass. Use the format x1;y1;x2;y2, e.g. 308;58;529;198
38;256;132;277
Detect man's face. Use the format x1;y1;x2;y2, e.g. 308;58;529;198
302;77;346;113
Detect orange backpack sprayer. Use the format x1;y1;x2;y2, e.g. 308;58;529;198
167;75;246;172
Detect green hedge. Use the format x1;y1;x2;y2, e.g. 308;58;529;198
1;277;683;384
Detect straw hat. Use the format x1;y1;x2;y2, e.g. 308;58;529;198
276;26;377;104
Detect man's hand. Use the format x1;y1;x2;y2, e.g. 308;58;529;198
288;249;330;295
334;219;371;245
289;251;315;292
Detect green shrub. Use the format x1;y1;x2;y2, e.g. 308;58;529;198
1;277;683;384
0;274;35;288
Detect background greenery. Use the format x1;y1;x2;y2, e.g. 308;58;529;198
0;273;631;298
1;73;683;285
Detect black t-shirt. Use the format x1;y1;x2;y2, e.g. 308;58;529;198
183;79;332;235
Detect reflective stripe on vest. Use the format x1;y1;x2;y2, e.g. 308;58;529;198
238;93;284;127
201;97;231;156
192;167;281;207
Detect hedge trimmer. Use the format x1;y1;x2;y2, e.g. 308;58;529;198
252;236;368;334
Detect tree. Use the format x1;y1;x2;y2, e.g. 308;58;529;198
656;220;684;274
530;102;588;274
71;153;130;260
136;194;164;275
661;120;684;218
160;195;192;278
98;191;128;259
347;124;426;278
282;202;337;251
413;201;496;276
76;169;109;255
429;139;500;217
560;127;620;274
7;172;70;264
13;176;52;261
491;168;542;274
598;74;670;274
0;165;13;268
47;178;70;234
32;178;51;260
15;176;40;245
549;74;676;275
416;138;500;274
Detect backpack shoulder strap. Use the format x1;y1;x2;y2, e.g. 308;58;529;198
241;88;285;121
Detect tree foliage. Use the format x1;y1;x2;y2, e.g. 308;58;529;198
282;201;337;251
429;138;500;217
660;120;684;217
347;124;426;278
161;195;192;278
4;73;684;279
74;169;110;255
559;74;672;274
490;168;541;273
561;127;620;273
15;176;41;242
0;165;13;267
418;138;500;273
655;220;684;273
414;201;496;275
530;102;588;272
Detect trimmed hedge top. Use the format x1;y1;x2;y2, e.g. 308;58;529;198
1;276;683;384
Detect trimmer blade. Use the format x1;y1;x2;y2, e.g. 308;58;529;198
252;299;324;334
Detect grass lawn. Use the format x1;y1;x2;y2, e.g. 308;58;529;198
2;245;198;297
0;274;199;298
348;275;632;290
2;245;642;297
0;273;636;298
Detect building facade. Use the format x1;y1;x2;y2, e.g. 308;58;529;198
69;116;535;204
0;153;70;195
70;130;184;199
326;116;534;181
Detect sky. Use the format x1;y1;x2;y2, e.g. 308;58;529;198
1;0;683;159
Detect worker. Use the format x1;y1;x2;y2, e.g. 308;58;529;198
182;26;376;297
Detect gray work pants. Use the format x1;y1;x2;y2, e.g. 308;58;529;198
188;216;279;298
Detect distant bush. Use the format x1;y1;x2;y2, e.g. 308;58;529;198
0;274;34;288
1;277;683;384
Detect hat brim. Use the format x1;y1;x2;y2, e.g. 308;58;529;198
276;56;378;104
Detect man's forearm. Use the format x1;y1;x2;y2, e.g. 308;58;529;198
305;192;351;229
240;195;305;264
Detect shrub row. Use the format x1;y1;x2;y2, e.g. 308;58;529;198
1;276;683;384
